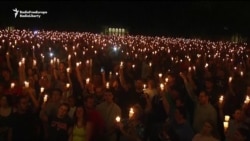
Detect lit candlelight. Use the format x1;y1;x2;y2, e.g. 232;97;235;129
165;78;169;83
228;76;233;83
188;67;192;72
143;84;146;90
86;78;90;85
223;121;229;131
160;83;164;91
120;61;123;68
193;66;196;71
57;59;60;65
244;95;250;104
66;83;70;88
40;87;44;93
205;63;209;69
219;95;224;103
50;60;54;65
68;54;71;60
66;67;70;73
43;94;48;103
240;71;244;77
76;62;80;67
33;59;37;67
149;62;152;67
224;115;230;122
158;73;162;78
24;81;29;88
106;82;110;89
11;82;15;89
116;72;119;76
129;108;134;118
132;64;135;68
115;116;121;122
19;61;22;67
21;58;25;64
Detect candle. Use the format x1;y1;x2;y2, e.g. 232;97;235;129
188;67;192;72
223;121;229;131
66;83;70;88
143;84;146;90
165;78;169;83
105;82;110;89
115;116;121;122
132;64;135;68
66;67;70;73
19;61;22;67
86;60;89;64
158;73;162;78
240;71;244;77
33;59;37;67
129;108;134;118
11;82;15;89
57;59;60;65
193;66;196;71
24;81;29;88
244;95;250;104
76;62;80;67
224;115;230;122
205;63;208;69
120;61;123;68
160;83;164;91
86;78;90;85
40;87;44;93
21;58;25;64
228;76;233;83
219;95;224;103
149;62;152;67
43;94;48;103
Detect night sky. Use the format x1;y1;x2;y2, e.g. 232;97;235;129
1;1;250;39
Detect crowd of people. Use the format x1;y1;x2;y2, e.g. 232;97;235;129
0;28;250;141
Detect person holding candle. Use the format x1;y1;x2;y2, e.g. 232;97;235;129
96;90;121;141
147;83;170;141
225;109;248;141
143;79;157;100
117;104;146;141
10;95;39;141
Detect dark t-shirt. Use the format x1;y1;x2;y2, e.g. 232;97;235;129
48;115;73;141
150;95;168;123
11;111;37;141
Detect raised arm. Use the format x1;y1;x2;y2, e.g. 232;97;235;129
180;72;197;102
6;52;13;74
119;66;129;91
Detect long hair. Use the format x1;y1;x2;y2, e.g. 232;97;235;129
73;105;88;127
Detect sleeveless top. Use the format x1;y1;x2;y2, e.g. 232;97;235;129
72;125;86;141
